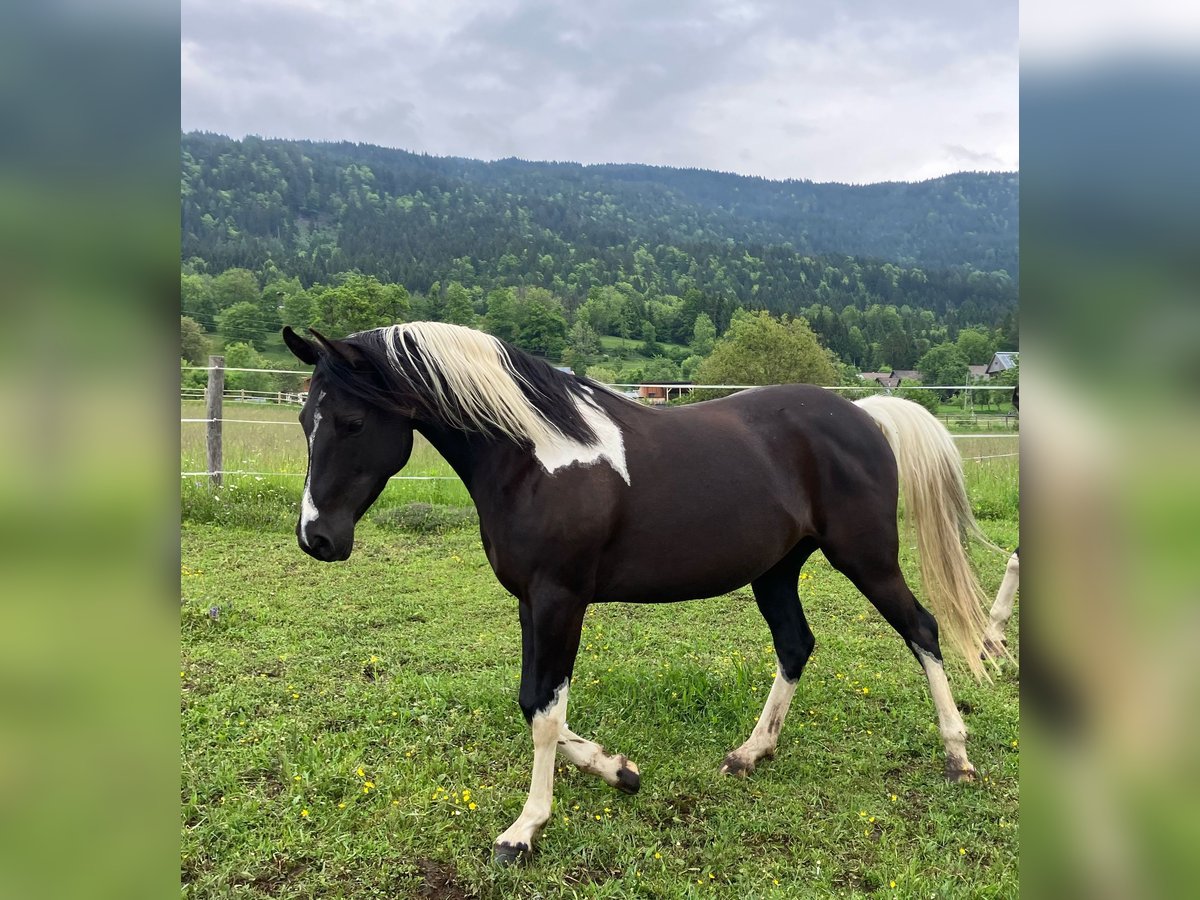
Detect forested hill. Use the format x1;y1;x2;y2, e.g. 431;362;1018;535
181;132;1017;320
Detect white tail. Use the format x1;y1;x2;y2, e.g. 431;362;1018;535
855;395;1001;679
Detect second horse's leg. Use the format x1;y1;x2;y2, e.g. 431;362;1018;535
983;547;1019;658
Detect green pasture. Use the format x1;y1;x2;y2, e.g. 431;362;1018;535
180;401;1019;898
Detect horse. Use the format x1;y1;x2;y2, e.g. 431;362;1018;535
282;321;999;864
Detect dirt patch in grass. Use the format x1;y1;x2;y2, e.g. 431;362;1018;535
415;858;475;899
228;854;310;896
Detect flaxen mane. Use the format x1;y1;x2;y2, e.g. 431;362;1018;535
327;322;605;445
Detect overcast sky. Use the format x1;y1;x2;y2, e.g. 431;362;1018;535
181;0;1017;184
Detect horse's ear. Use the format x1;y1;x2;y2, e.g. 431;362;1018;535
282;326;318;365
308;328;366;367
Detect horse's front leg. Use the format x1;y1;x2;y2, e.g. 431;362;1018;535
493;588;586;865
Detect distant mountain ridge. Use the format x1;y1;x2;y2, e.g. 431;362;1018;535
181;132;1017;320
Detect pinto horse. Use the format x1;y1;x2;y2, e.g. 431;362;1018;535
283;322;997;864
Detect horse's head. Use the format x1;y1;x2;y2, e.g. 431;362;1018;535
283;327;415;562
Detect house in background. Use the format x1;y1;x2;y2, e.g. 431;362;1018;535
638;382;693;404
859;369;923;390
986;351;1019;376
967;364;990;382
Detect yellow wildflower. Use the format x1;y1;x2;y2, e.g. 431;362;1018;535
300;809;309;818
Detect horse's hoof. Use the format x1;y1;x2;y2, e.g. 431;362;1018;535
945;761;977;783
719;754;754;778
492;841;530;866
980;638;1007;660
615;761;641;794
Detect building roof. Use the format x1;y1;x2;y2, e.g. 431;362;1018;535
968;364;990;379
986;351;1019;375
860;370;921;389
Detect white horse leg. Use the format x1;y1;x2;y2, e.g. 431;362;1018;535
720;662;800;776
493;681;568;863
556;725;640;793
913;644;976;781
984;550;1020;657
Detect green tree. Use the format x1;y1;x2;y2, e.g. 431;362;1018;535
895;387;940;414
991;363;1019;411
695;311;838;386
515;295;568;359
641;356;681;382
280;290;315;330
222;342;271;393
443;281;477;327
180;316;208;365
916;343;969;398
955;327;996;365
640;321;660;357
564;321;601;371
307;274;394;335
483;288;520;343
212;267;260;310
690;312;716;356
379;283;411;324
219;301;268;348
584;364;619;385
258;275;303;332
181;272;216;325
332;282;384;335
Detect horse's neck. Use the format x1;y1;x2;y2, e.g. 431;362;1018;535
413;421;524;496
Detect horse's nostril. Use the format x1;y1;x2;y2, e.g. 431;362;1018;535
303;532;336;561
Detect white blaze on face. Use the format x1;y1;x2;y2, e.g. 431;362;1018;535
532;395;630;485
299;391;326;547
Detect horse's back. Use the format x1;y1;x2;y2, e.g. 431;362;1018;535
583;385;896;602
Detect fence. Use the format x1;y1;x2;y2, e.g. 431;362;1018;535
182;359;1018;486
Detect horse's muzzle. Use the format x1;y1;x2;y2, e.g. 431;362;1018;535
298;529;352;562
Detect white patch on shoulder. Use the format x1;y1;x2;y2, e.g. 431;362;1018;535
531;396;630;485
299;391;326;547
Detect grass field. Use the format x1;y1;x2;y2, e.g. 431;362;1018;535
180;401;1019;899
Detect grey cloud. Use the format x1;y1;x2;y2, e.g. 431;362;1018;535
181;0;1017;182
944;144;1005;167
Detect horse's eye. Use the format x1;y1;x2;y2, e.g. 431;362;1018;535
344;419;365;435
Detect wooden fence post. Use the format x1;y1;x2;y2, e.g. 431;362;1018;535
206;355;224;488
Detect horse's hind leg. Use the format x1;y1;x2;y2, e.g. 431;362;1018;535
822;537;977;782
983;547;1019;658
721;541;817;777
